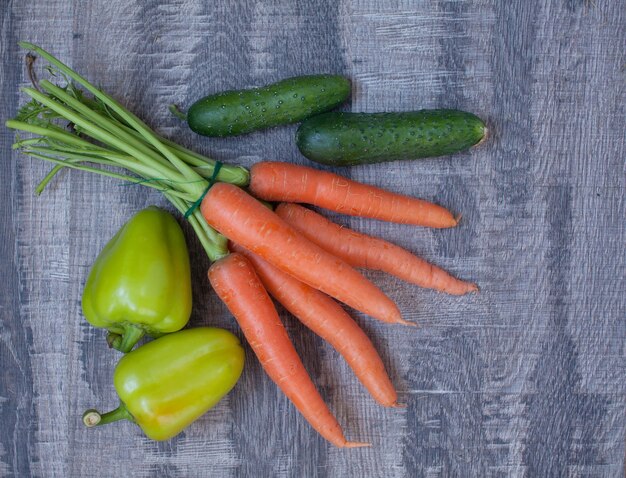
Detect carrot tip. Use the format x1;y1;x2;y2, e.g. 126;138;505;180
390;402;407;409
344;441;372;448
398;318;418;327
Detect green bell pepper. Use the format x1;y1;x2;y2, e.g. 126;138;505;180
82;206;192;353
83;327;245;440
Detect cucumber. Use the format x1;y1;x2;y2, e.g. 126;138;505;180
296;110;486;166
187;75;350;137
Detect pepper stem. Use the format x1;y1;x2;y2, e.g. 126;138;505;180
83;402;134;428
107;324;145;353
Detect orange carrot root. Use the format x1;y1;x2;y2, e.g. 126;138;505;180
208;253;364;447
201;183;403;324
344;441;372;448
249;161;458;228
276;203;477;296
231;242;400;407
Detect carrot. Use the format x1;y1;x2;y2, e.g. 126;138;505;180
249;161;458;228
208;253;368;448
230;242;400;407
276;203;478;295
201;183;410;325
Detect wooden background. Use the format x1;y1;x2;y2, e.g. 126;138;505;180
1;1;625;476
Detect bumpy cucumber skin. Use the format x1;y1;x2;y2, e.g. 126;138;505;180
187;75;351;137
296;110;486;166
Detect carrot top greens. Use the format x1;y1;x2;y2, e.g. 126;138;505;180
7;42;249;261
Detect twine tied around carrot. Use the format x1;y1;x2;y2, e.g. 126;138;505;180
184;161;222;219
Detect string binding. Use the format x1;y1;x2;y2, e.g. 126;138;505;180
184;161;222;219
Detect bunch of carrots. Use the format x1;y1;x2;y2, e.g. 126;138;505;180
8;43;476;447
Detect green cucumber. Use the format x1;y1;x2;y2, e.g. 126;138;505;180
296;110;487;166
187;75;350;137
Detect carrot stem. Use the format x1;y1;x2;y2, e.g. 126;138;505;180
40;79;176;173
6;44;252;261
20;87;195;192
19;41;202;183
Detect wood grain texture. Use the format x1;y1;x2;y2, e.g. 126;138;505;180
1;0;624;477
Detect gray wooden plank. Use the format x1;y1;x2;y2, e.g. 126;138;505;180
0;3;36;477
521;1;626;476
5;3;76;477
0;0;625;477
